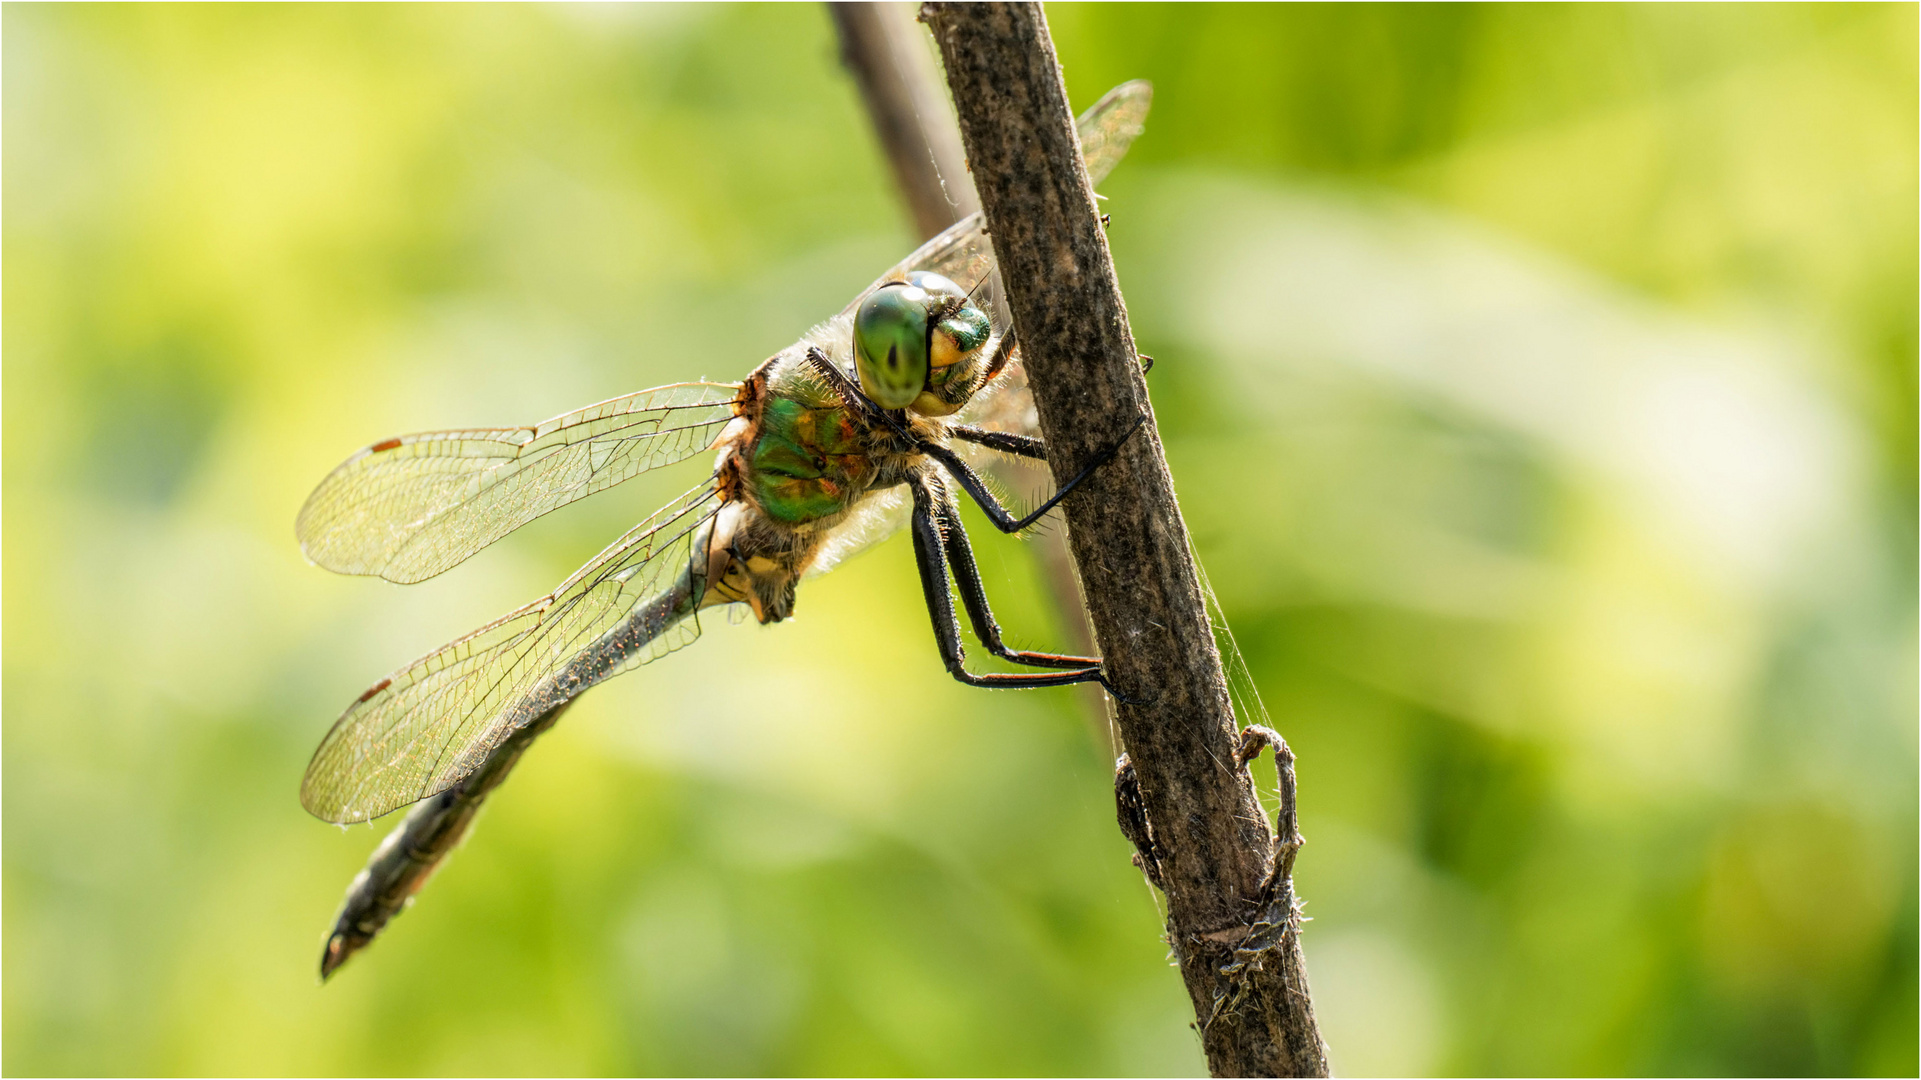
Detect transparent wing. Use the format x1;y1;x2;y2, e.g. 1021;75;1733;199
1076;80;1153;189
952;354;1042;440
297;382;740;584
805;486;912;581
300;482;724;824
836;80;1155;321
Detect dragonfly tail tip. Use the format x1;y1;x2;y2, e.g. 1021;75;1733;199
318;932;354;982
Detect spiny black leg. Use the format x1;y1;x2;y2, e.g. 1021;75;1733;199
948;425;1047;460
801;347;868;410
919;440;1040;533
908;475;1112;692
932;487;1100;670
921;412;1146;534
982;327;1017;383
802;347;914;439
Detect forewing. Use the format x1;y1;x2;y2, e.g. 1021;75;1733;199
300;482;724;824
838;81;1155;321
297;382;739;584
1076;80;1153;189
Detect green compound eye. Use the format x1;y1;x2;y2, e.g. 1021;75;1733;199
853;283;932;410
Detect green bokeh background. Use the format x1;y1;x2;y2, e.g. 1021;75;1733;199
5;3;1914;1075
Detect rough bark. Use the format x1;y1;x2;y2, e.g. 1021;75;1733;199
919;5;1330;1076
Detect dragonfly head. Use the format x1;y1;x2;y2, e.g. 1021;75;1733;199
853;272;993;417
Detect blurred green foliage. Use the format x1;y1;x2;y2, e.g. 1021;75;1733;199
4;4;1913;1075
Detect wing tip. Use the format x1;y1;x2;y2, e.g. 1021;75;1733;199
299;788;361;826
1089;79;1153;117
301;752;376;826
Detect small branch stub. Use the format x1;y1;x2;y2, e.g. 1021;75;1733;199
920;4;1329;1075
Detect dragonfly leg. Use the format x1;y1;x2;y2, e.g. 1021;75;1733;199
909;473;1114;692
981;326;1018;383
801;346;899;431
921;412;1146;534
932;485;1101;670
947;424;1047;460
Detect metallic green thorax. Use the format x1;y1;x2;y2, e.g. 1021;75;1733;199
747;386;877;525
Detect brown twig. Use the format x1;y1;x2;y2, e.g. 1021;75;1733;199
919;4;1329;1075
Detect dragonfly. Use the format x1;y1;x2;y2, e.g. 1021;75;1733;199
298;81;1153;979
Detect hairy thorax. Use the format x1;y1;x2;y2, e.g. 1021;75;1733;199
701;349;941;624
